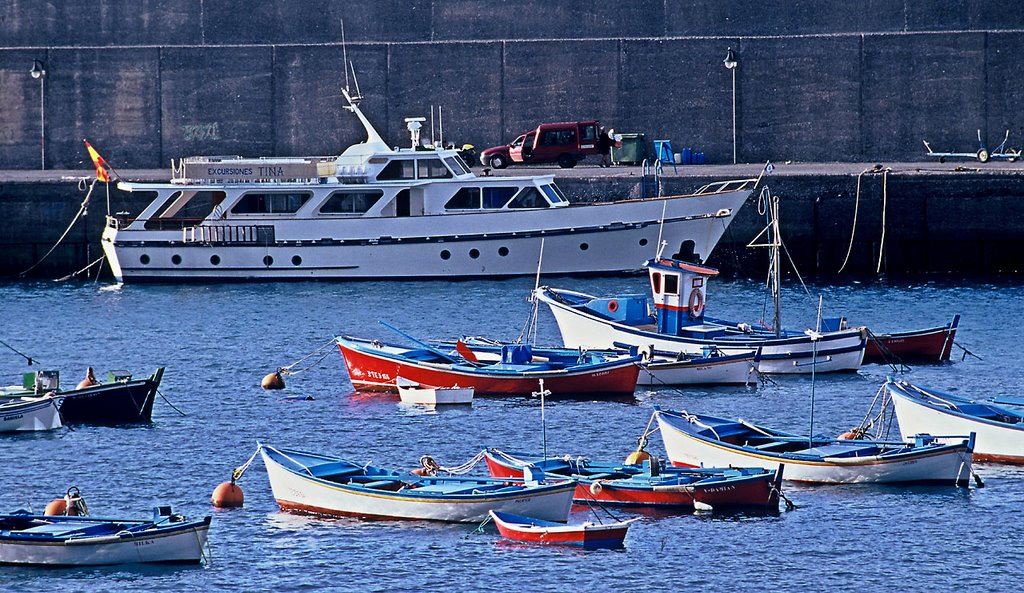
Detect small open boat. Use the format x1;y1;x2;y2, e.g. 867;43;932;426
0;368;164;424
435;338;758;387
887;379;1024;463
826;315;961;364
655;408;976;485
0;506;211;566
0;395;62;432
482;448;782;510
396;377;474;405
489;510;637;549
260;444;575;523
337;336;640;397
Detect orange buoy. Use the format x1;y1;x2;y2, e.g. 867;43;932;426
261;370;285;390
76;367;99;389
44;498;67;516
838;430;859;440
624;449;652;465
212;481;244;508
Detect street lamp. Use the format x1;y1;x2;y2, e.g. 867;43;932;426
30;59;46;169
723;48;738;165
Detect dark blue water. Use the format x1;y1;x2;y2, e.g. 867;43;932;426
1;276;1022;592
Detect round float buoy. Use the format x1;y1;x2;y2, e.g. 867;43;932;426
838;430;859;440
607;300;619;314
76;367;99;390
589;481;603;495
261;370;285;390
211;481;244;508
44;498;67;516
624;449;652;465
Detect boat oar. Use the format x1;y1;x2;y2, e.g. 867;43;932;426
378;321;463;364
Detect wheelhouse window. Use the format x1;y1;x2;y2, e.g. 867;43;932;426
320;190;384;214
483;187;518;209
445;187;481;210
651;272;662;294
443;156;470;176
376;159;416;181
231;192;311;214
663;274;679;295
540;184;567;204
506;187;547;209
417;158;453;179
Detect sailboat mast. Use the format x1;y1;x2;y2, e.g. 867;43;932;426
771;195;782;338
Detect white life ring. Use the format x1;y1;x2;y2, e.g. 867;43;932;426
688;289;705;318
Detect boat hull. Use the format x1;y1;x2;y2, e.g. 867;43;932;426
483;450;780;509
106;189;751;282
338;340;639;397
0;517;210;566
489;511;633;549
864;315;960;364
538;288;865;374
261;448;575;523
656;412;974;484
638;353;757;386
397;384;474;405
0;369;163;424
888;382;1024;463
0;397;62;432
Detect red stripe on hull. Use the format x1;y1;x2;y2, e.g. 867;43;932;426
276;499;428;521
973;452;1024;464
339;344;639;396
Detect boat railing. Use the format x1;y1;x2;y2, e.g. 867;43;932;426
693;178;757;195
183;224;275;245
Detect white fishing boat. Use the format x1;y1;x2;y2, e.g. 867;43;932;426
0;395;62;432
654;408;976;485
100;88;755;283
887;379;1024;464
0;507;211;566
260;444;575;523
396;377;474;405
637;348;759;386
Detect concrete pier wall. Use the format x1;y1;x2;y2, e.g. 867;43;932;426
1;2;1023;170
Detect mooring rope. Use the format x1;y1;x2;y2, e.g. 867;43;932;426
19;179;97;278
280;339;339;376
876;169;890;274
54;255;105;282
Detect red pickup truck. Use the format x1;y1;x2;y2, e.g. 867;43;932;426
480;120;601;169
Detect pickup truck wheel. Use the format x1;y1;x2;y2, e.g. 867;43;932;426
558;154;577;168
489;155;508;169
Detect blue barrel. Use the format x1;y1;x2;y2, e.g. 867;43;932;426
696;152;705;165
681;148;692;164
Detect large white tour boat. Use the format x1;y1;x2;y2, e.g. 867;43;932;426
101;91;755;282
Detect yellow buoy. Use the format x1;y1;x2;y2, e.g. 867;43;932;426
212;481;244;508
624;449;652;465
261;370;285;390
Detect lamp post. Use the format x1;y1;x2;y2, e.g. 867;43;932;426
30;59;46;169
723;48;738;165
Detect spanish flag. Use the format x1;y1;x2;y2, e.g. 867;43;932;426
84;139;111;182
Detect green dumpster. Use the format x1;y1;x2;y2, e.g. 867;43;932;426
611;133;647;165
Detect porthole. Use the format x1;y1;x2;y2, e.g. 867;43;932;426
210;255;221;265
639;238;648;247
292;255;302;266
263;255;274;266
498;246;509;257
469;249;480;259
440;250;451;260
579;243;589;251
140;254;150;265
171;254;182;265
